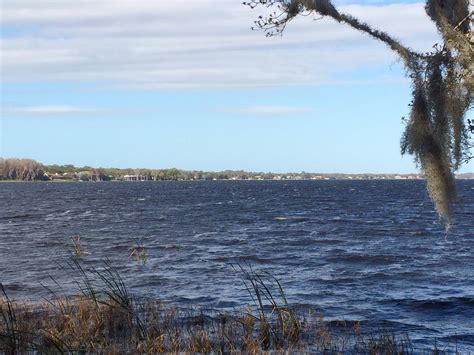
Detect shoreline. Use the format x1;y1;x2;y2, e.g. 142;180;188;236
0;259;454;353
2;177;474;183
3;158;473;182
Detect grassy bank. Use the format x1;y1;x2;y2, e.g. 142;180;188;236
2;258;442;354
0;238;458;354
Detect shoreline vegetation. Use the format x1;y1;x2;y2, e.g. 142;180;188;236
0;239;464;354
2;158;474;183
0;254;442;354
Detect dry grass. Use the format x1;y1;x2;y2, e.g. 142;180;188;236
0;295;419;354
128;239;147;265
0;259;456;353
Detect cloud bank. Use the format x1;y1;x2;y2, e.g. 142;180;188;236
1;0;440;89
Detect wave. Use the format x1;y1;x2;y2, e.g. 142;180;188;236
0;213;36;221
439;333;474;346
274;216;310;222
212;255;272;264
328;254;409;265
389;297;474;311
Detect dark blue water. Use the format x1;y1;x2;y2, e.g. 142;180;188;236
1;180;473;351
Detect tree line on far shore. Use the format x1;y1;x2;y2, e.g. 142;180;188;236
0;158;49;181
2;157;472;182
0;158;321;181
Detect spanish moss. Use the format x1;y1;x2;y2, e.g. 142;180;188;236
244;0;473;228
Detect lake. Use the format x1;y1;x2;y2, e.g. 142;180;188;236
1;180;473;351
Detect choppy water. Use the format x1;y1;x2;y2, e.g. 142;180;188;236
1;180;473;351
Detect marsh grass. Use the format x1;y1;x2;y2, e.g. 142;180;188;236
0;260;459;353
0;284;19;353
71;235;89;257
129;239;147;265
233;263;301;350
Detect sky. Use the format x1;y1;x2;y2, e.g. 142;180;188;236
1;0;472;173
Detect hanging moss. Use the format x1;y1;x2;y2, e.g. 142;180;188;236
245;0;473;227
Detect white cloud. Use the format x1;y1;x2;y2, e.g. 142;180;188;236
4;105;97;114
0;0;440;89
225;105;314;115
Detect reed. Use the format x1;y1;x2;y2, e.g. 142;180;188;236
71;235;82;257
0;284;19;353
233;263;301;350
0;259;459;353
129;239;147;265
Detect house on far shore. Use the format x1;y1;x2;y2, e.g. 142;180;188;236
123;174;150;181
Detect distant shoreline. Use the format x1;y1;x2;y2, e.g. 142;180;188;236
1;176;474;183
2;158;473;182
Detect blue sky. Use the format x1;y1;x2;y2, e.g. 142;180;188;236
1;0;472;173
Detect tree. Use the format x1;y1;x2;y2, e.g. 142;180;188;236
0;158;48;181
245;0;473;229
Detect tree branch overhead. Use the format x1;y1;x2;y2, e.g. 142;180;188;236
245;0;473;229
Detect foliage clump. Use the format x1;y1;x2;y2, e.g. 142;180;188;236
0;158;48;181
245;0;473;228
